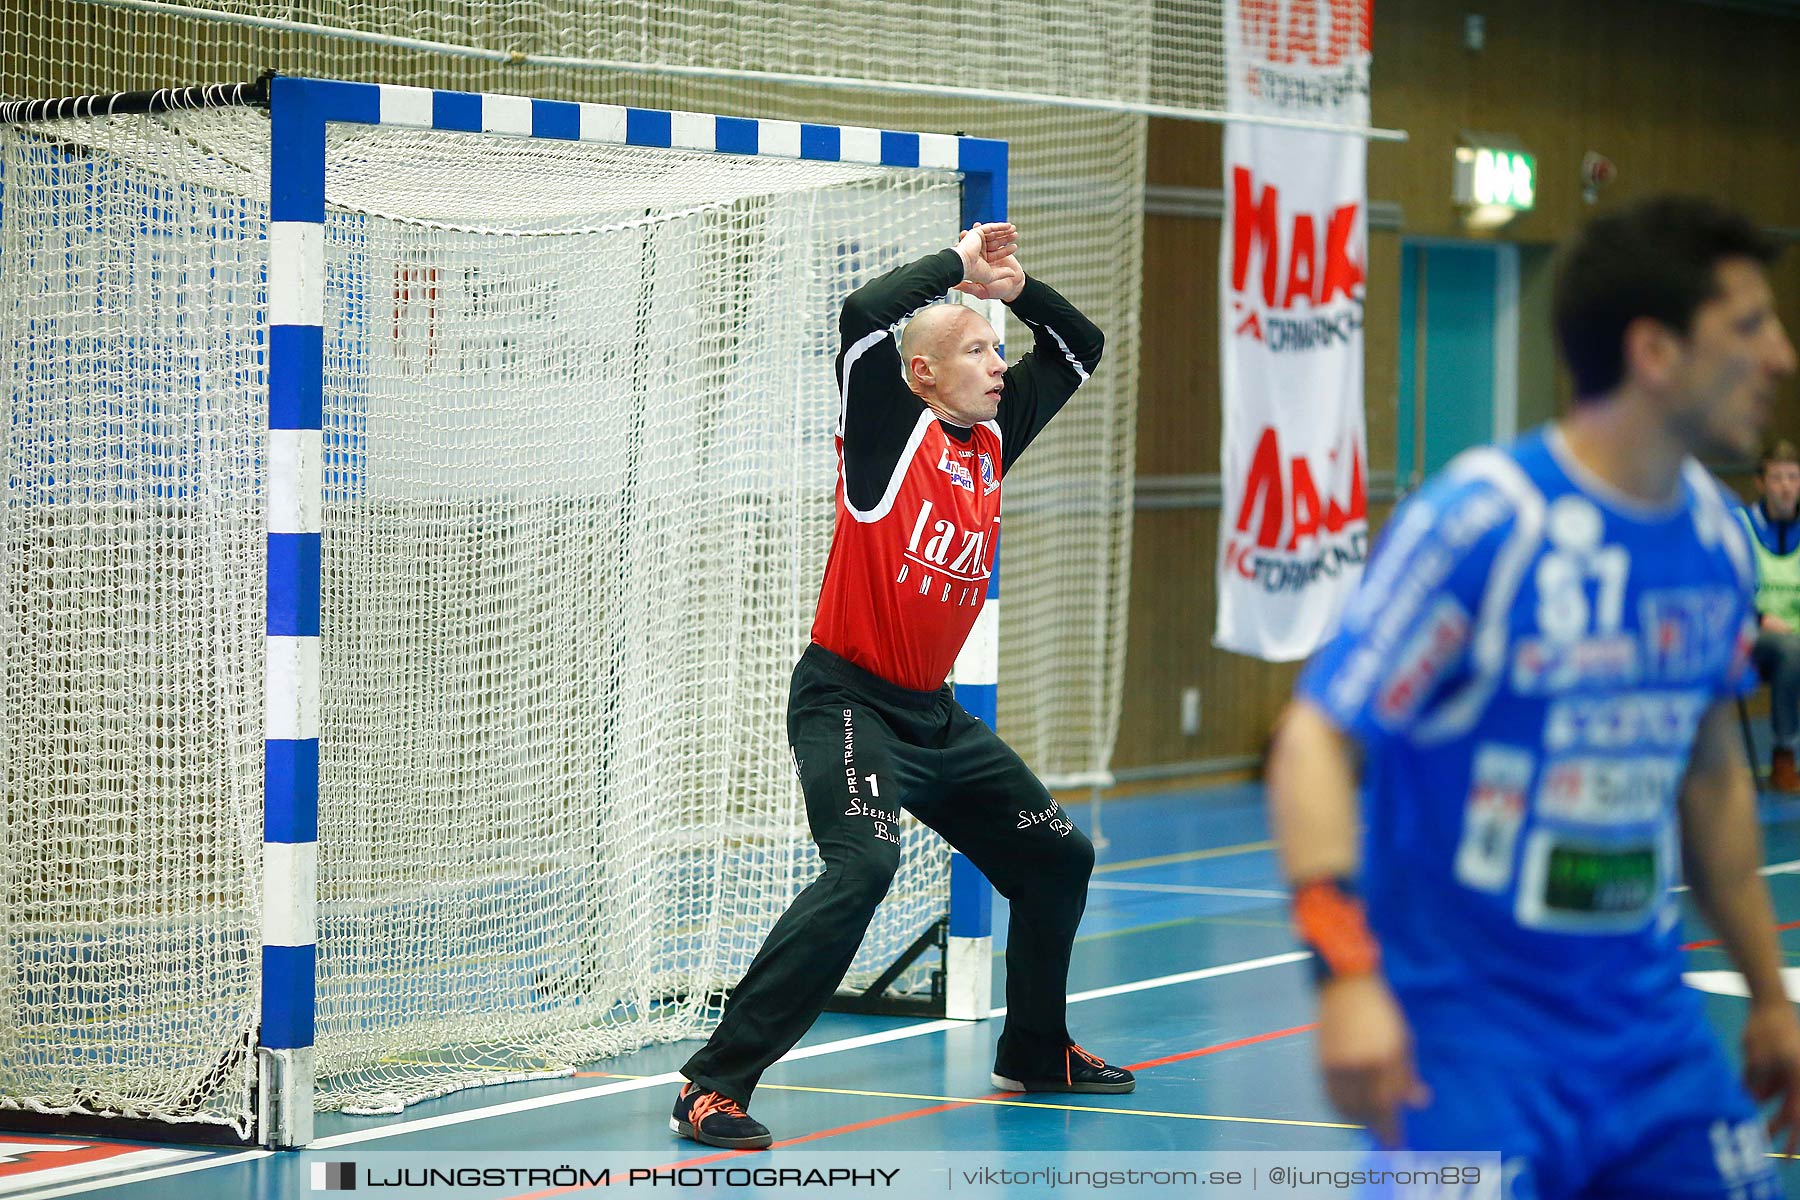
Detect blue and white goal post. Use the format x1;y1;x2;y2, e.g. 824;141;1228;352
259;77;1002;1145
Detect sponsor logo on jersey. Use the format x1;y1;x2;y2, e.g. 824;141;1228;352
1641;587;1740;683
1439;486;1514;549
1546;494;1603;554
1543;691;1708;752
905;499;993;584
1517;828;1665;932
1455;744;1533;893
1374;594;1469;725
936;447;975;493
1511;634;1641;694
1537;757;1680;825
1328;543;1455;716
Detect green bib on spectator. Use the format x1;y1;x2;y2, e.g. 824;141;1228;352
1737;508;1800;628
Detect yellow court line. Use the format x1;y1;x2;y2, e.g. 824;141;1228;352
753;1082;1359;1130
1094;839;1277;876
1069;916;1199;946
494;1070;1800;1162
578;1073;1800;1171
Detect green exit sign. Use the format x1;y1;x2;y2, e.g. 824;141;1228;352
1455;144;1536;212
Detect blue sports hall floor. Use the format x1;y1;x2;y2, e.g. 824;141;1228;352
7;762;1800;1199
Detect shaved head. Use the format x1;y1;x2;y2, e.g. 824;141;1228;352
896;300;1007;426
900;302;993;366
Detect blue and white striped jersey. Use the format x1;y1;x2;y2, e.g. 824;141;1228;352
1298;425;1758;1063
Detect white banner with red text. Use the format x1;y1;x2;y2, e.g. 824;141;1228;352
1216;0;1372;661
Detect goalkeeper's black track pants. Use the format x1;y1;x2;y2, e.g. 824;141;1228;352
680;642;1096;1107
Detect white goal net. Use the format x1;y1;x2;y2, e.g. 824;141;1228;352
0;102;961;1133
12;0;1152;800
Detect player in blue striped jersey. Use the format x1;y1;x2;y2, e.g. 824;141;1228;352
1269;196;1800;1198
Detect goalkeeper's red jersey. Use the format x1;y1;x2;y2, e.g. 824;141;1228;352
809;249;1102;692
812;412;1005;692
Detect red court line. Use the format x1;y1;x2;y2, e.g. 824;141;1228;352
506;1023;1318;1200
1684;918;1800;951
1125;1022;1317;1071
754;1092;1010;1150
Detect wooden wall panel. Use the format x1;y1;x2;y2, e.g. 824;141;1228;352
1369;1;1800;239
1117;508;1299;768
1138;214;1221;476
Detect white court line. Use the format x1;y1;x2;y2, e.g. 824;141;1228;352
1088;880;1290;900
0;1146;201;1195
12;948;1314;1195
4;1151;268;1200
313;950;1310;1148
1672;857;1800;894
1049;952;1308;1005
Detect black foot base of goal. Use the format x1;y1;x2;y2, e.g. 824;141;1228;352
826;917;948;1018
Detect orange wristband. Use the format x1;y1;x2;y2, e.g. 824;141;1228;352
1292;877;1381;983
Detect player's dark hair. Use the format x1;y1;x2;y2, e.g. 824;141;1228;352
1760;439;1800;476
1553;195;1778;402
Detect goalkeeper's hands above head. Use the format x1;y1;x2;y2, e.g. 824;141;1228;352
954;222;1024;304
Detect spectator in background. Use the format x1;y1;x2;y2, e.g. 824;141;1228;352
1736;439;1800;792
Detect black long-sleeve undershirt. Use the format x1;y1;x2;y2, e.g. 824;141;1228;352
833;248;1104;513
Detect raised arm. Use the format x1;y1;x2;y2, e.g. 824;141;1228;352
838;223;1018;346
989;267;1105;473
834;224;1018;512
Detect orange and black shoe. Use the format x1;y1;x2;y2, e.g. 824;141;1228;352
991;1043;1136;1094
670;1083;773;1149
